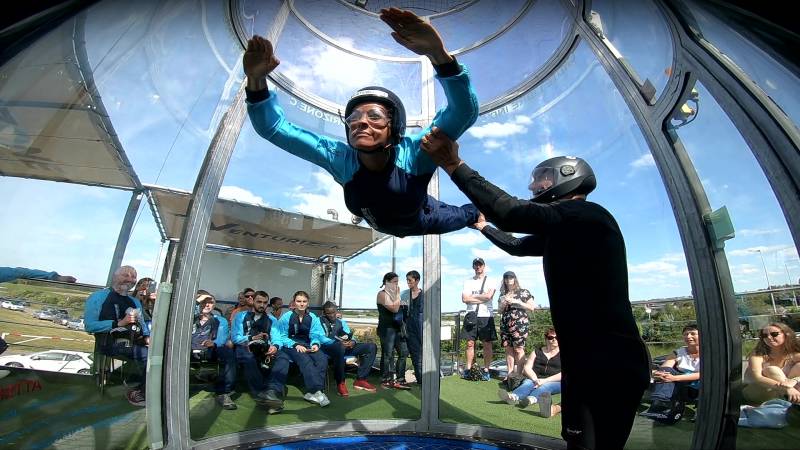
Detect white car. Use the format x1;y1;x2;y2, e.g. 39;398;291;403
0;350;93;375
1;300;24;311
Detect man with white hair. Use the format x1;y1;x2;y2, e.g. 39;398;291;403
85;265;150;406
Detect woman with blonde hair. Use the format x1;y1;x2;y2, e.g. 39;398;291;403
743;322;800;404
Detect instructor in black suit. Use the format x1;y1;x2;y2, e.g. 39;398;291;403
421;128;650;450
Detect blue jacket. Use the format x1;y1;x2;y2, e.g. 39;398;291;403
0;267;58;284
231;310;278;345
318;316;354;346
192;313;230;348
84;288;150;336
246;65;478;232
273;310;326;349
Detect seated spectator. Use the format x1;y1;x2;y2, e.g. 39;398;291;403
497;327;561;413
231;290;290;414
274;291;331;407
84;265;149;407
0;266;76;283
228;288;255;324
192;292;238;410
269;296;284;321
134;277;157;325
319;301;378;396
640;324;701;423
743;322;800;405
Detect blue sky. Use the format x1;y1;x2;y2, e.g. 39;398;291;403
1;0;797;314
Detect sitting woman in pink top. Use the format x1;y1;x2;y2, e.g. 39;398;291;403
743;322;800;404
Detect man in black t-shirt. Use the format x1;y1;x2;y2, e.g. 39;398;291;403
422;131;650;450
84;265;150;407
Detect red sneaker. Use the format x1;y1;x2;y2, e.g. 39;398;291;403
352;379;377;392
392;380;412;390
337;381;349;397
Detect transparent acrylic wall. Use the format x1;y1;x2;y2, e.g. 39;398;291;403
436;41;694;447
0;0;237;447
189;85;422;440
590;0;674;101
665;80;799;449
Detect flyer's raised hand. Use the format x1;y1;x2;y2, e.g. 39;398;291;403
243;35;280;80
380;8;453;65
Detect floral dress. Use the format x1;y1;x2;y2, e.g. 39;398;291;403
500;289;533;348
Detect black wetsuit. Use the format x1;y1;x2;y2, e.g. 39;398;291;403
450;163;650;450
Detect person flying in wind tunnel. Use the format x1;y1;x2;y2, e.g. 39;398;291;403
243;8;479;237
420;129;650;450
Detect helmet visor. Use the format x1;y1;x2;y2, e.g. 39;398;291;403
529;167;556;196
344;107;390;129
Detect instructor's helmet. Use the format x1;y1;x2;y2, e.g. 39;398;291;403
344;86;406;147
529;156;596;203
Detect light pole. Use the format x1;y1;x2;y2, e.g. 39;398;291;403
391;237;396;273
754;249;777;314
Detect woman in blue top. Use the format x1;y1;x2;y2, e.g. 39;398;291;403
243;8;479;237
274;290;330;407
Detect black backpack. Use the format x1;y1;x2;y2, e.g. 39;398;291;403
464;365;484;381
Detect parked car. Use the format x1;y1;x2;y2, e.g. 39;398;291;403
66;317;85;331
52;312;70;326
1;300;24;311
0;350;93;375
33;309;58;321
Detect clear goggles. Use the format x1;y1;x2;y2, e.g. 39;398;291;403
344;107;391;128
528;167;556;195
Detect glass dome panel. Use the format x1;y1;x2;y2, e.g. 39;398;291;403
666;82;796;297
436;41;693;447
434;0;571;109
429;0;530;52
591;0;673;101
681;0;800;132
236;0;284;38
84;0;243;190
274;13;422;116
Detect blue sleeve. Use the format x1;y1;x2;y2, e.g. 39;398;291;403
318;327;335;346
399;64;479;176
231;311;248;345
246;91;359;184
274;311;292;348
84;289;112;333
270;316;282;348
0;267;58;284
309;313;326;347
215;316;230;347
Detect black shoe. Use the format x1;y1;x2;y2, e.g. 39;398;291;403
256;389;284;410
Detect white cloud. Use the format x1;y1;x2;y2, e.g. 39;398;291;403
442;231;483;247
467;115;531;139
630;153;655;169
287;170;350;223
483;139;503;149
219;185;267;206
280;40;377;96
738;228;781;237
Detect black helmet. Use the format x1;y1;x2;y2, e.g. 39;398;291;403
344;86;406;147
529;156;596;203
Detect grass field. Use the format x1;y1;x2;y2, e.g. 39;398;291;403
0;307;94;353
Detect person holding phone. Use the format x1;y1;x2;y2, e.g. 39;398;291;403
274;290;331;407
377;272;411;390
